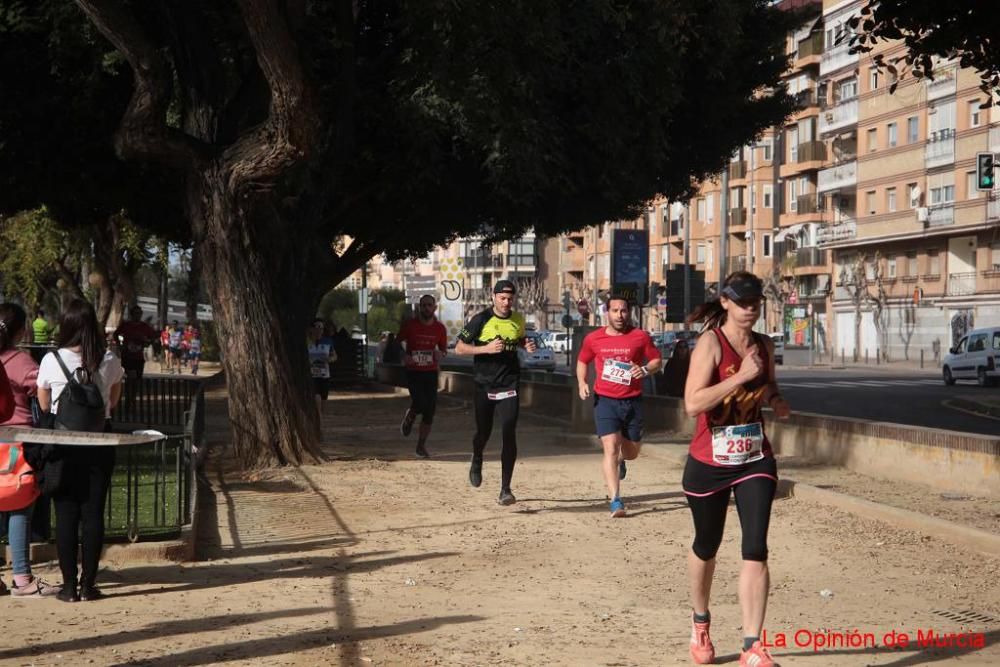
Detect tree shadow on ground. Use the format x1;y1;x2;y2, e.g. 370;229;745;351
98;550;458;599
104;614;484;667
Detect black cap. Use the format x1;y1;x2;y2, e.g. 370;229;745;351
493;280;516;294
721;276;763;301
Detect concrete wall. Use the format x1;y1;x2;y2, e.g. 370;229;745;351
380;370;1000;499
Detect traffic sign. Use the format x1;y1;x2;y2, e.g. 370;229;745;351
561;314;574;328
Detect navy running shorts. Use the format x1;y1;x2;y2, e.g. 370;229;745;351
593;394;643;441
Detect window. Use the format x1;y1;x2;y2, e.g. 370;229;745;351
649;208;658;236
837;77;857;102
907;251;918;277
888;257;897;278
955;337;967;354
866;190;877;215
991;242;1000;270
750;186;756;214
706;194;715;223
887;122;897;147
762;233;772;258
867;128;878;152
697;198;706;221
929;172;955;205
697;243;706;264
869;67;880;91
886;187;897;212
969;100;981;128
968;171;980;199
928;250;940;275
650;246;657;269
928;100;956;139
763;184;773;209
907;116;919;143
508;238;536;266
762;138;773;162
706;240;714;270
788;129;798;161
788;178;799;211
908;183;920;208
994;332;1000;350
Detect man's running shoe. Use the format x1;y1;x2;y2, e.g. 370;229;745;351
609;498;626;518
469;456;483;487
497;489;516;506
400;410;415;437
739;641;774;667
618;459;627;480
689;619;716;664
415;443;430;458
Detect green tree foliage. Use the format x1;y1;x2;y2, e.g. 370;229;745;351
5;0;802;466
0;207;86;308
850;1;1000;101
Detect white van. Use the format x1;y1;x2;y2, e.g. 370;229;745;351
942;326;1000;386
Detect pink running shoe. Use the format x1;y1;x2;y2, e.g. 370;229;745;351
739;640;774;667
689;619;715;664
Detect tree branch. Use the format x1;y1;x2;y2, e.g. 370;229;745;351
73;0;212;169
226;0;319;184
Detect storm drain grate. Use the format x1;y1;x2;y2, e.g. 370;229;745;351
931;610;1000;626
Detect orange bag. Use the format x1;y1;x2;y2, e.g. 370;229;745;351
0;442;40;512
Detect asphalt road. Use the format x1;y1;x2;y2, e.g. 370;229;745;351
774;367;999;436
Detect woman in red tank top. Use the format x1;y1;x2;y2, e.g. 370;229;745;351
680;272;791;667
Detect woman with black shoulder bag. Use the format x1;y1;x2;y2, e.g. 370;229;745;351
36;299;124;602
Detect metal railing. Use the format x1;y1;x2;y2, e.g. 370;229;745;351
728;160;747;180
946;272;976;297
927;203;954;227
797;32;823;59
729;208;747;227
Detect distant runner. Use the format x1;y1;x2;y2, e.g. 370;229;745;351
307;318;337;417
397;295;448;458
681;272;790;667
455;280;536;506
576;294;661;517
114;305;158;380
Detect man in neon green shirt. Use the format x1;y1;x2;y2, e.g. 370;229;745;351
32;310;52;344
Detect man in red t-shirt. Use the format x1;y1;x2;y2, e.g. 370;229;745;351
114;305;159;379
397;294;448;458
576;295;662;517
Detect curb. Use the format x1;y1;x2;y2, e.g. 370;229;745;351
648;444;1000;558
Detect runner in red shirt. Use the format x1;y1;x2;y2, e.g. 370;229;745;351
397;294;448;458
114;305;158;379
576;294;661;517
681;272;791;667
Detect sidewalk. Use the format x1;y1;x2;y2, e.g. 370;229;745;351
2;386;998;666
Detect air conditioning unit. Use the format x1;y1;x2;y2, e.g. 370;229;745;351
824;112;834;122
916;207;929;222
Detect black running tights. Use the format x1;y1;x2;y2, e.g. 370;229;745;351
472;389;519;490
687;476;776;562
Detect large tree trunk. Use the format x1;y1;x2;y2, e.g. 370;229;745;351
198;177;325;468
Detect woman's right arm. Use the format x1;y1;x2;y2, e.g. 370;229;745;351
683;334;752;417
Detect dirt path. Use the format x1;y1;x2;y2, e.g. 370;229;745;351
2;388;999;666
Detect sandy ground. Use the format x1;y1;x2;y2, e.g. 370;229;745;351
1;387;998;667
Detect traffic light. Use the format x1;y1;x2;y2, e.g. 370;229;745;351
976;152;996;191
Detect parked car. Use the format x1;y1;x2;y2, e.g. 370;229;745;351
550;332;573;353
942;326;1000;386
519;332;557;371
768;332;785;365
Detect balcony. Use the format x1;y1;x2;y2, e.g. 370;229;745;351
819;98;858;136
946;272;976;297
669;220;684;237
793;194;821;214
927;67;957;101
925;130;955;169
927;203;954;227
793;89;820;109
728;160;747;180
816;219;857;244
729;208;747;227
817;160;857;193
797;32;823;60
729;256;748;273
796;140;826;164
821;44;858;77
796;246;828;267
989;192;1000;220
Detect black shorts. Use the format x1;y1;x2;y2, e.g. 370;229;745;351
593;394;643;441
682;454;778;496
313;377;330;400
406;370;439;424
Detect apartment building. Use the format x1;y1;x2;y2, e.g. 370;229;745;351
818;0;1000;361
